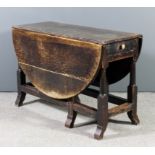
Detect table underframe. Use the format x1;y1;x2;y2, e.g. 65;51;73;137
15;56;139;140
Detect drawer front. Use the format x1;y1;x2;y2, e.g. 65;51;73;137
106;39;138;56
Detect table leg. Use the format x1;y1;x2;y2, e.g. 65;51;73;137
94;66;108;140
15;66;26;107
65;96;80;128
127;59;140;124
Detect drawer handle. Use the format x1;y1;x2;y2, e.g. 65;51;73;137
119;43;126;50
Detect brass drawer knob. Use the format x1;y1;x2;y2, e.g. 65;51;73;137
119;43;126;50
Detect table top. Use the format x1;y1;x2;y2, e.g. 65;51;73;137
13;21;143;99
13;21;142;45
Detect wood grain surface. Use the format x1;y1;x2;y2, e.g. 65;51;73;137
12;21;142;99
13;28;102;99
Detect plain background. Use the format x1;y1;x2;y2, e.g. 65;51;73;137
0;7;154;92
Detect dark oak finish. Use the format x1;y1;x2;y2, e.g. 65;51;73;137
15;66;26;107
13;28;101;99
65;96;80;128
12;21;143;140
127;57;140;124
94;50;109;139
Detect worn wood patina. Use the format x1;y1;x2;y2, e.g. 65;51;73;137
13;29;102;99
13;21;142;99
12;21;143;140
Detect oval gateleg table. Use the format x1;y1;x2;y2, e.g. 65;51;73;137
12;21;143;140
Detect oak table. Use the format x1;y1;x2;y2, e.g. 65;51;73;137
12;21;143;140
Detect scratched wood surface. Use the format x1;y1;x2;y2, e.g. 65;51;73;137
13;21;141;45
13;28;102;99
12;21;142;99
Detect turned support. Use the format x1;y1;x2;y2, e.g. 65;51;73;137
94;56;109;140
15;65;26;107
65;96;80;128
127;58;140;124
